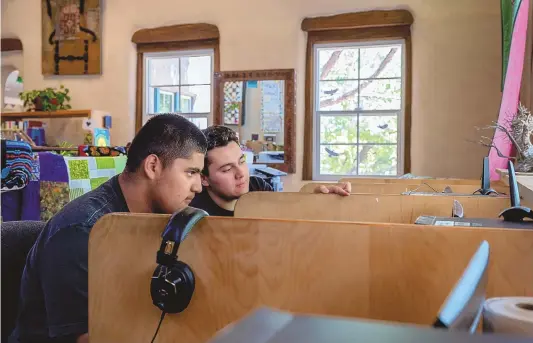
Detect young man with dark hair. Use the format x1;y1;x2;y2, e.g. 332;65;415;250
189;125;351;216
10;114;207;343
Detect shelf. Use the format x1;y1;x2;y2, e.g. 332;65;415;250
1;110;92;121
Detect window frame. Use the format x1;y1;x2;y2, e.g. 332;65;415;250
142;49;215;127
312;39;406;180
301;10;413;180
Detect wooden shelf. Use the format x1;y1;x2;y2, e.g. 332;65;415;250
1;110;91;121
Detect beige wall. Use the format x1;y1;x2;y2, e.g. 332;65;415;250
2;0;502;191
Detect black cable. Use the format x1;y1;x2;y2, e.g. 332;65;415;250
151;311;166;343
405;182;439;194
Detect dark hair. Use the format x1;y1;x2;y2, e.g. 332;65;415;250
125;114;207;172
201;125;239;175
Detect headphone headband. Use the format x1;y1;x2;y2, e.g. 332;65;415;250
156;207;208;267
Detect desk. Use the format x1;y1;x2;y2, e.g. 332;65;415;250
209;308;532;343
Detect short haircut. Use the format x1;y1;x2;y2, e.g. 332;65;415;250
201;125;239;175
125;114;207;172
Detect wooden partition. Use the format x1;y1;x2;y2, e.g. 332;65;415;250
300;182;509;195
339;177;485;185
234;193;510;223
89;214;533;343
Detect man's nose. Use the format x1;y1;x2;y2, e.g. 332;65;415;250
191;175;202;193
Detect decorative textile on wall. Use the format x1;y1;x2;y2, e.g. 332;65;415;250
42;0;102;75
490;0;531;179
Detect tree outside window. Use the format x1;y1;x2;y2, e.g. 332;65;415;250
314;41;404;178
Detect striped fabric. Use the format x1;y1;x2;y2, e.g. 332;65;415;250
1;140;34;192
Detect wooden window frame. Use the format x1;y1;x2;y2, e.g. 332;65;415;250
301;10;413;180
132;23;221;132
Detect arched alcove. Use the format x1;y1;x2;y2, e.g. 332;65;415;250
1;66;23;110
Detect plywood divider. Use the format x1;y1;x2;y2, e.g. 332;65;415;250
300;182;509;194
339;177;503;186
235;193;510;223
89;214;533;343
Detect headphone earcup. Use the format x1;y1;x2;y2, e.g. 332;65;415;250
150;262;195;314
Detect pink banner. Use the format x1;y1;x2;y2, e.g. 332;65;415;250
489;0;530;180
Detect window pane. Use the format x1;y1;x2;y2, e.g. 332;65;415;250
186;117;208;130
180;56;212;85
358;145;397;176
318;80;359;111
148;87;178;114
360;46;402;79
359;79;402;110
180;85;211;113
320;116;357;144
359;115;398;144
319;145;358;175
149;58;179;86
158;92;174;113
318;48;358;80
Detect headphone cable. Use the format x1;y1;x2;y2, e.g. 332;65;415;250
150;311;167;343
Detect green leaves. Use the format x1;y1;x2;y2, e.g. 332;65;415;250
319;115;398;175
501;0;523;89
19;85;72;111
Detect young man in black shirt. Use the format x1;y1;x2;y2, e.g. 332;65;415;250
189;126;351;216
9;114;207;343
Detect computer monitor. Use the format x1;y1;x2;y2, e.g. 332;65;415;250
473;157;497;195
508;160;520;207
498;160;533;222
433;241;490;333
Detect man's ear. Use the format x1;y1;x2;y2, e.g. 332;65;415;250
142;154;160;180
201;174;210;187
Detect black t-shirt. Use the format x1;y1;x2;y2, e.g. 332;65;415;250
10;175;129;343
189;176;273;216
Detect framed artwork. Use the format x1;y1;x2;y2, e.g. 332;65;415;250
42;0;102;75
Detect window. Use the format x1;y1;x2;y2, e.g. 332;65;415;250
301;10;413;180
143;49;214;130
313;41;405;179
133;23;220;132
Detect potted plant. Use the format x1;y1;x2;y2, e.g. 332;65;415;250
19;85;72;111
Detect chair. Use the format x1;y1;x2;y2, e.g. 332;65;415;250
1;221;45;342
433;240;490;333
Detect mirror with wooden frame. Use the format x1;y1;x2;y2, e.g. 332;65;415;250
213;69;296;173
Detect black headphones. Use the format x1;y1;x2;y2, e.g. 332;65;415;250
150;207;208;314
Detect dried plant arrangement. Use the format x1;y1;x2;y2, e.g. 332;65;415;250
470;103;533;173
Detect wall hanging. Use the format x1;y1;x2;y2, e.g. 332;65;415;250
42;0;102;75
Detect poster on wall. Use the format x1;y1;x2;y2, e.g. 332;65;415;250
489;0;530;179
260;81;284;133
41;0;102;75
